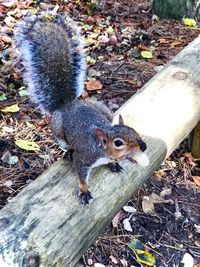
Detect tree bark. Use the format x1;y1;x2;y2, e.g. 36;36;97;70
153;0;200;20
1;37;200;267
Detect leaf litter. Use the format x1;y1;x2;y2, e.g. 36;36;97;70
0;0;200;267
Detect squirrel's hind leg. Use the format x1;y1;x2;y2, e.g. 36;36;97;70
51;111;71;151
73;155;93;205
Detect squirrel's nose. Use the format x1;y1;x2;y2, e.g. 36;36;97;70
138;140;147;152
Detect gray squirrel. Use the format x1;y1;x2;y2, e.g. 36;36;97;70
15;13;149;205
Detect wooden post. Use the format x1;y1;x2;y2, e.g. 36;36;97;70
152;0;199;19
191;121;200;158
1;37;200;267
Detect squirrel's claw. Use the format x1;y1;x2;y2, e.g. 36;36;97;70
79;191;93;205
63;149;74;161
108;162;124;173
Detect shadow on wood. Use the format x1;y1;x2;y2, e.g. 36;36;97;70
1;37;200;267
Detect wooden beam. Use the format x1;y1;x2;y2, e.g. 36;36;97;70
1;37;200;267
191;121;200;158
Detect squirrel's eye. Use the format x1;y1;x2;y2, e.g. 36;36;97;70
114;139;124;147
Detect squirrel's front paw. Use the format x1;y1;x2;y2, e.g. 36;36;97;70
108;162;124;173
63;149;74;161
79;190;93;205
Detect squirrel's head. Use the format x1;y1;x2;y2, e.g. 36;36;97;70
95;115;149;167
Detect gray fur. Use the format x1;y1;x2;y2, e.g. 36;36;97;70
14;14;147;203
14;14;86;113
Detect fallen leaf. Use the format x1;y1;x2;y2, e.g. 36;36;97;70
123;218;133;232
194;224;200;233
141;50;153;59
15;139;40;152
183;18;197;27
170;40;182;46
98;34;109;43
159;38;169;44
128;239;156;267
4;180;13;187
192;176;200;187
0;92;7;101
109;35;117;45
181;253;194;267
2;126;14;133
19;88;29;97
142;196;154;213
1;104;20;113
1;151;11;164
149;192;164;204
160;188;172;197
86;80;103;91
86;55;96;64
2;0;15;8
112;211;121;228
2;35;12;44
1;150;18;166
195;239;200;247
8;156;18;165
123;206;137;213
107;26;114;33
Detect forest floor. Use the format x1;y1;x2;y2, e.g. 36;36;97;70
0;0;200;266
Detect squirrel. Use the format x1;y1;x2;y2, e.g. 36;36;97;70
15;13;149;205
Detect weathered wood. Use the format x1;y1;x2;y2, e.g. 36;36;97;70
1;37;200;267
191;121;200;158
153;0;200;20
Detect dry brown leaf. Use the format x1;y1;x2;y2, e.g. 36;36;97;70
160;188;172;197
192;176;200;187
149;192;164;203
112;211;121;228
86;80;103;91
142;196;154;213
149;192;173;204
170;40;182;46
159;38;169;44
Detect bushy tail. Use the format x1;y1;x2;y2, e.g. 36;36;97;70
15;13;86;113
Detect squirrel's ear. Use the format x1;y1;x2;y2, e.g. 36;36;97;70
95;128;107;143
119;114;124;125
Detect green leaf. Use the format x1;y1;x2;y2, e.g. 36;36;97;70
128;238;144;250
141;50;153;59
15;139;40;152
128;238;156;267
0;92;7;101
183;18;196;27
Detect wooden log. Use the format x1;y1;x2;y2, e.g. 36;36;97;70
191;121;200;158
1;37;200;267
